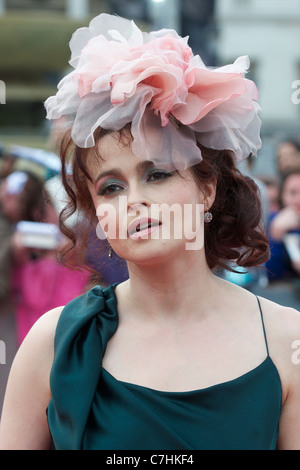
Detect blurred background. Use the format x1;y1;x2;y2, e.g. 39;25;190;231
0;0;299;170
0;0;300;413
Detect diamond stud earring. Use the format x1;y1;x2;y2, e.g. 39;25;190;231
204;211;213;223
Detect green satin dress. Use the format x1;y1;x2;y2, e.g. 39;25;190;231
47;284;282;450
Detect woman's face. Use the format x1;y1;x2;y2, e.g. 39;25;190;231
277;142;300;173
281;173;300;216
0;181;22;222
87;132;215;265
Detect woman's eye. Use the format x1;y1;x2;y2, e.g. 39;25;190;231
98;182;124;196
146;170;174;182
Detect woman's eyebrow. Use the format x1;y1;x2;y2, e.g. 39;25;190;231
94;168;123;185
94;160;154;185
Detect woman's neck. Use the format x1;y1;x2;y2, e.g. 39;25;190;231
116;249;219;323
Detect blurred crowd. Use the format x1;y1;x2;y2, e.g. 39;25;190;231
263;139;300;281
0;135;300;346
223;137;300;288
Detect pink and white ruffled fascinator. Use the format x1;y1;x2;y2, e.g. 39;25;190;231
45;13;262;170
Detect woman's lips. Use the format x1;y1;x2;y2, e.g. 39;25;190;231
128;217;161;239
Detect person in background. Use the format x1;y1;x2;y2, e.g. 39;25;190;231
0;147;17;181
266;168;300;280
0;171;44;301
11;175;90;344
259;176;280;214
276;139;300;176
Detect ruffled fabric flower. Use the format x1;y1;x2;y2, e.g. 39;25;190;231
45;13;262;170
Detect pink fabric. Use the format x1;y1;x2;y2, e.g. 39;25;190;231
45;14;262;170
12;257;90;344
74;33;248;129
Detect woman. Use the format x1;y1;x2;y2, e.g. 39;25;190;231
0;171;45;301
276;139;300;176
0;14;299;450
266;168;300;280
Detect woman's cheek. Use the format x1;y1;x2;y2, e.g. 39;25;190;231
96;196;131;241
96;201;120;240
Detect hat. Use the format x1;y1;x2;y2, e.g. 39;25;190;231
45;14;261;170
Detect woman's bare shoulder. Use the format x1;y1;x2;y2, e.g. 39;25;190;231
219;278;299;370
22;305;64;352
251;295;300;363
257;295;300;340
0;306;65;449
256;296;300;397
32;305;64;333
7;305;65;385
257;297;300;450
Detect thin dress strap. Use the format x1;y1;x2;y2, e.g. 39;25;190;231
256;296;269;357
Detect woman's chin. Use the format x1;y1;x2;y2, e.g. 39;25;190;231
116;237;195;267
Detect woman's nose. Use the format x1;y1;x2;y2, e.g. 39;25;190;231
127;201;148;215
126;184;149;213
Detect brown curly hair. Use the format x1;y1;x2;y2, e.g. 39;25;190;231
58;124;270;275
